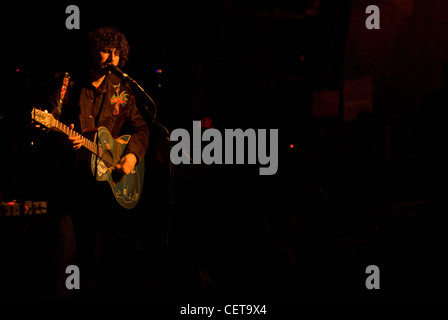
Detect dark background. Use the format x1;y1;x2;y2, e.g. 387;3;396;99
1;0;448;302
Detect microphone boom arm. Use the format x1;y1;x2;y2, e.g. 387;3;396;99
109;65;166;138
109;65;193;248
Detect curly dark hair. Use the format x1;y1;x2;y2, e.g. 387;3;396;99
88;26;130;67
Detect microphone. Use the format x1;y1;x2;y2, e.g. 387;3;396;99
108;65;135;82
108;64;159;122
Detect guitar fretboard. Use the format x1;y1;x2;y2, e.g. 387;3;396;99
53;119;115;166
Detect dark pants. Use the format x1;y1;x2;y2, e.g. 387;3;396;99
60;175;145;299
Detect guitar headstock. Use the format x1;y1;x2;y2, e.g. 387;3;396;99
31;108;56;129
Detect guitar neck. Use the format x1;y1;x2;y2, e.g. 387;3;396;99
53;120;114;166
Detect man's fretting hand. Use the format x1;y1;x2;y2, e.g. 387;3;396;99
68;124;84;150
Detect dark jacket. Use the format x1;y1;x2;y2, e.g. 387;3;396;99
48;72;149;163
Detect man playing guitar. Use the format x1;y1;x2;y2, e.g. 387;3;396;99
43;26;149;299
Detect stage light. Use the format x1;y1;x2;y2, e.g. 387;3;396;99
156;69;162;73
290;144;294;149
200;117;213;129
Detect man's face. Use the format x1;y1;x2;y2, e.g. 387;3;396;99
94;47;120;72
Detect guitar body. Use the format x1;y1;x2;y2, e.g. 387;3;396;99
90;127;145;209
31;108;145;210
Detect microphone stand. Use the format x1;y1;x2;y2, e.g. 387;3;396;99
121;74;187;249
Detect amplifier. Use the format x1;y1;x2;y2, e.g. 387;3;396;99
0;200;48;217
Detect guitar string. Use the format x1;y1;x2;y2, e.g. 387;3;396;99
54;117;116;167
33;109;117;167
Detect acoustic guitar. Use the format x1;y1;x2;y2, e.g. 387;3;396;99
31;107;144;209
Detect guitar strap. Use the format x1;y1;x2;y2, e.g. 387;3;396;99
57;72;71;115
